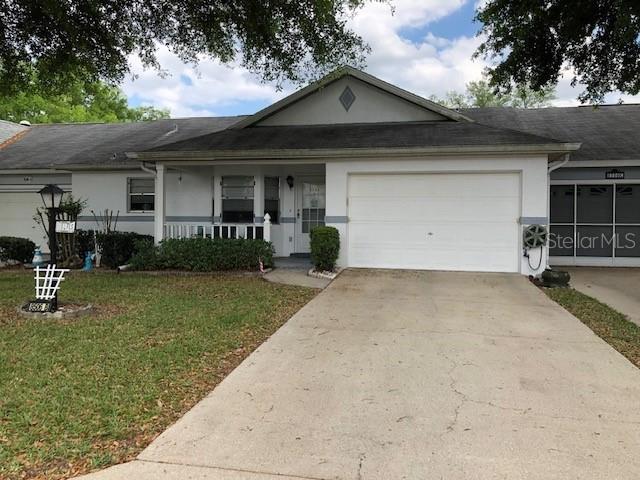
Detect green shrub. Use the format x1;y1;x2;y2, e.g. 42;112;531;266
129;237;274;272
0;236;36;263
309;226;340;271
96;231;153;268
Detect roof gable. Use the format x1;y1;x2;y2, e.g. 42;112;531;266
232;66;471;128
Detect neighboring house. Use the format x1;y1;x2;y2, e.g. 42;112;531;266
0;117;240;249
0;67;637;273
0;119;54;248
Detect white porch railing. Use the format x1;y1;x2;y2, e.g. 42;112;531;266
163;214;271;242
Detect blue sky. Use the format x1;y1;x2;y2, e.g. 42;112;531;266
121;0;639;117
400;1;479;43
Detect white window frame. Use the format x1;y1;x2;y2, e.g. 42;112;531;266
221;176;255;223
127;177;155;213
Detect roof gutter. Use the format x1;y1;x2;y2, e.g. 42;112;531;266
42;163;141;171
134;143;582;162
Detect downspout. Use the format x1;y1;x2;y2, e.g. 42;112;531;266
140;161;157;176
548;153;570;173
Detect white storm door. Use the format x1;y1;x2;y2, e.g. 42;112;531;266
295;179;326;252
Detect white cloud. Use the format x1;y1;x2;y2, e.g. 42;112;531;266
123;46;290;117
122;0;639;116
354;0;467;29
552;69;639;107
348;1;486;99
349;0;640;106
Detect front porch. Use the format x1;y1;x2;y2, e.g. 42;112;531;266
153;162;326;257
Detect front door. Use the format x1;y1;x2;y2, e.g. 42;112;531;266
295;179;326;253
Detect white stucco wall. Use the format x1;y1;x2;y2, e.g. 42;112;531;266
70;156;549;274
73;170;155;236
165;166;213;220
257;77;446;126
325;155;550;276
72;165;324;257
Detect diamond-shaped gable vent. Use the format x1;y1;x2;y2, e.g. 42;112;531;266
339;86;356;111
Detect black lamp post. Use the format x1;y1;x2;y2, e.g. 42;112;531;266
38;184;64;311
38;184;64;265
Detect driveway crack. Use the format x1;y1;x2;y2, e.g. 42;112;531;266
438;349;468;437
357;452;366;480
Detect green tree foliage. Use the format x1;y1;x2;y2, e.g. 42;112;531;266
475;1;640;103
509;84;557;109
0;77;170;123
0;0;368;95
431;78;556;109
466;80;511;108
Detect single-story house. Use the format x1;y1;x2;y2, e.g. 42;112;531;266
1;67;639;274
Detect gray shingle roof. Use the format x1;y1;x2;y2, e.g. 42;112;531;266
462;104;640;162
0;117;243;169
147;121;567;154
2;103;638;169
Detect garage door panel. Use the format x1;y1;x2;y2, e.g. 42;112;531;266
349;197;520;223
350;222;518;248
349;244;518;272
349;173;520;197
0;192;48;250
348;173;520;273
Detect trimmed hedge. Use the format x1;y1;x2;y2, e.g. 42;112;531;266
310;226;340;271
96;231;154;269
0;236;36;264
129;237;274;272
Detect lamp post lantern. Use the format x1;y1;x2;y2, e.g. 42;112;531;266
38;184;64;308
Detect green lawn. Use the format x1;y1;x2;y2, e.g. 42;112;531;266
545;287;640;369
0;271;317;480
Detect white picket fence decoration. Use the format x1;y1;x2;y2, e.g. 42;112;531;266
34;265;70;300
164;214;272;243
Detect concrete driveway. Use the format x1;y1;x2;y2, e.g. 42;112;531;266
81;270;640;480
566;267;640;326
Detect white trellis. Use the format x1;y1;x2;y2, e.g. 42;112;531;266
34;265;70;300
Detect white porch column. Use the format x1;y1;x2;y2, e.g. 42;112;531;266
253;173;264;223
213;172;222;223
154;163;166;244
281;174;296;256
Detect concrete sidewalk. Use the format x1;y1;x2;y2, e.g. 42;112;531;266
263;256;331;289
263;268;329;289
566;267;640;326
79;269;640;480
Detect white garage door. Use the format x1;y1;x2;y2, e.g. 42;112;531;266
0;192;48;249
348;172;521;272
